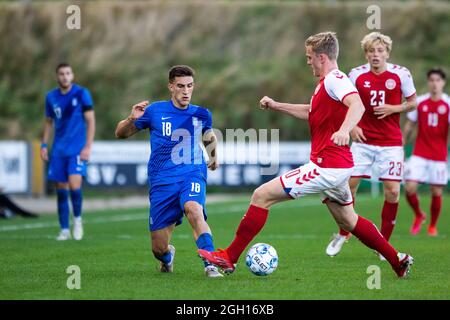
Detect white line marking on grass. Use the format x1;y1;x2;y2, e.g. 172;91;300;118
0;197;369;233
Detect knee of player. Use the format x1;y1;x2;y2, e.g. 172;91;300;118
404;183;415;195
430;187;443;197
184;201;204;219
250;187;267;206
384;188;400;201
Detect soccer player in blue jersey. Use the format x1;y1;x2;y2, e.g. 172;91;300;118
115;65;222;277
41;63;96;241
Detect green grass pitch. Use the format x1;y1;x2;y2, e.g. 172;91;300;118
0;194;449;299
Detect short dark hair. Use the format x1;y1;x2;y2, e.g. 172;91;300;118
169;65;195;83
427;68;446;80
56;63;72;73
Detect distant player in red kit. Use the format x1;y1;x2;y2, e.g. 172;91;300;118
198;32;414;278
404;68;449;236
326;32;417;258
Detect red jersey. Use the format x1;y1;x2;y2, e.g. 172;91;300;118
309;69;358;169
349;63;416;147
407;93;450;161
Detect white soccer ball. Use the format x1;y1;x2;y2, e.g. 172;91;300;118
245;243;278;276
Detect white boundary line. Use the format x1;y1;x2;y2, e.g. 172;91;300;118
0;197;368;233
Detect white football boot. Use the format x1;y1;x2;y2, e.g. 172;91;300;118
160;245;176;273
73;217;84;241
56;229;71;241
326;233;350;257
205;265;224;278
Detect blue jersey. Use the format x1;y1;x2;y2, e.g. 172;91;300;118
134;100;212;185
45;84;93;157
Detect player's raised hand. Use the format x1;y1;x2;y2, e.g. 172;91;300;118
331;130;350;146
208;159;219;171
259;96;277;110
130;100;149;119
40;146;49;162
350;126;367;143
373;104;395;119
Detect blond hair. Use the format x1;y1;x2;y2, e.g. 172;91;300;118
361;32;393;52
305;32;339;60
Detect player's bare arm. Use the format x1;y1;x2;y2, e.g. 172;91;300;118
203;129;219;171
331;93;365;146
40;117;53;162
80;110;96;161
350;125;367;143
115;100;149;139
259;96;310;120
374;94;417;119
403;119;416;145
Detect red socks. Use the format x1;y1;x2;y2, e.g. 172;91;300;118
380;201;398;241
430;195;442;228
226;205;269;263
406;192;423;218
351;215;399;267
339;227;350;237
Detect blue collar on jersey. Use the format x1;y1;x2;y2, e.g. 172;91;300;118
170;99;191;112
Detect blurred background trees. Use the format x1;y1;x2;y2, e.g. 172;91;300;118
0;1;449;141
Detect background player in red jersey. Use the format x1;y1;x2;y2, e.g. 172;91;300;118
326;32;417;258
198;32;414;278
404;68;449;236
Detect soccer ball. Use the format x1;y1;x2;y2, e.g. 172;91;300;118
245;243;278;276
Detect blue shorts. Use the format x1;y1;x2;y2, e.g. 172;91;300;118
149;175;207;232
48;155;87;183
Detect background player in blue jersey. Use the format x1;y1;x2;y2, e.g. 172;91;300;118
115;65;222;277
40;63;96;241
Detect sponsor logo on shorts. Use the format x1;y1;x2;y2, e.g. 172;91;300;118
385;79;396;90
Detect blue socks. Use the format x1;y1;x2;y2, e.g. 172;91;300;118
56;189;69;230
57;189;83;230
196;233;215;267
158;251;173;264
70;189;83;218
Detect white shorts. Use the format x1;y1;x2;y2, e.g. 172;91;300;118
280;161;354;205
351;142;404;181
405;155;449;186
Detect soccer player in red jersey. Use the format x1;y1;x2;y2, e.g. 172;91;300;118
198;32;413;278
404;68;449;236
326;32;417;258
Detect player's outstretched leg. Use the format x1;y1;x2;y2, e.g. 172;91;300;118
327;201;414;278
198;177;290;274
325;178;359;256
405;181;426;235
151;225;176;273
56;185;71;241
428;186;443;236
184;201;222;278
